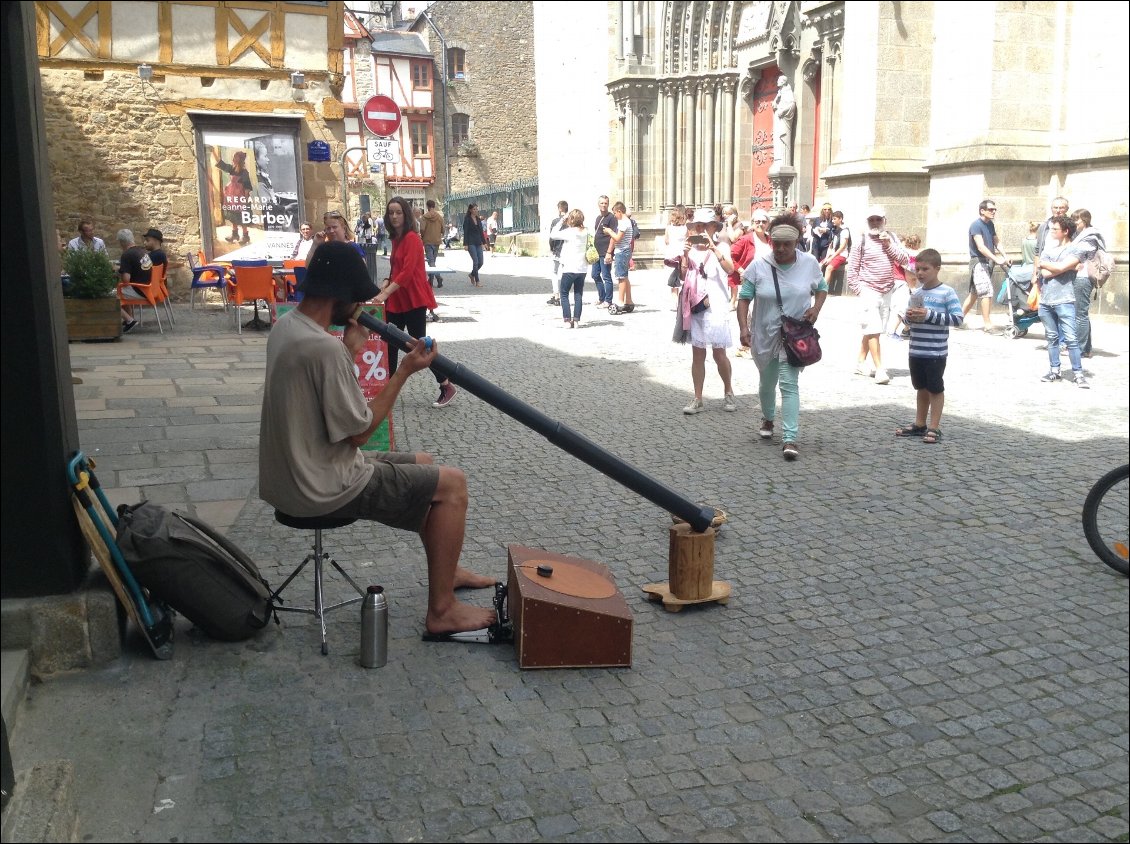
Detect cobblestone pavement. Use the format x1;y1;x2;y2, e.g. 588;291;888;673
13;253;1129;842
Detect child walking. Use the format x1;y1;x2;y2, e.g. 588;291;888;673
894;248;963;444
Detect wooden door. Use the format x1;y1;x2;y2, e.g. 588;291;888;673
749;67;779;216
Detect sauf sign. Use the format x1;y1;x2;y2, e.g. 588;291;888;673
366;138;399;164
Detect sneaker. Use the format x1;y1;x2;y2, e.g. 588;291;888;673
683;397;705;415
1040;370;1061;383
723;393;738;412
984;326;1004;336
758;419;774;439
854;364;875;378
1074;374;1090;389
432;383;458;408
122;319;138;334
782;442;799;461
874;369;890;385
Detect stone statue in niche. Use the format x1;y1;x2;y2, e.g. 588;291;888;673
772;75;796;167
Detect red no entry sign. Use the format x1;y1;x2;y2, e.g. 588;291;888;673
361;95;402;137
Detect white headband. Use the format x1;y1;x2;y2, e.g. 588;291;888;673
769;224;801;242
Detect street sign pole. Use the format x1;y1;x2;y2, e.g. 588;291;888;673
340;145;364;225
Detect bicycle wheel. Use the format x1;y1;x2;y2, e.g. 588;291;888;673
1082;464;1130;575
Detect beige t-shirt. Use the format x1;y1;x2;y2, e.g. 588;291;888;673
258;309;374;516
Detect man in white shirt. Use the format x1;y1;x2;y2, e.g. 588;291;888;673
67;220;107;253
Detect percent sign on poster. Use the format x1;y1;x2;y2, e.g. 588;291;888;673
356;349;387;381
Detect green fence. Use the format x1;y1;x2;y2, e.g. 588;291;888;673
445;177;540;234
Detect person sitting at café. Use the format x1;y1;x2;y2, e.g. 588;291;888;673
143;228;168;270
290;221;316;261
68;219;107;253
117;229;154;333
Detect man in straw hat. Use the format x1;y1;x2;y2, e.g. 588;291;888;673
258;241;497;639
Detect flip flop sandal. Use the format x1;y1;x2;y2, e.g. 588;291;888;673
922;428;942;444
895;423;928;438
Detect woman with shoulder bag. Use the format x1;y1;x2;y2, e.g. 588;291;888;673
736;214;828;461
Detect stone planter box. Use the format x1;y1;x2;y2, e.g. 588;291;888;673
64;297;121;341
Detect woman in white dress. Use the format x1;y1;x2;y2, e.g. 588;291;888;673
677;208;738;414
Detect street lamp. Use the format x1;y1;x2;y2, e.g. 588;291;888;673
290;70;306;103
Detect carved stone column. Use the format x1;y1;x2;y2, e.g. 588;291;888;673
663;81;677;208
720;77;737;207
702;80;716;204
681;82;695;205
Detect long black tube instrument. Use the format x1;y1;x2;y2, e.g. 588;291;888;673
356;311;715;533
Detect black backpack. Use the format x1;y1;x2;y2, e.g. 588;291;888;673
115;502;275;641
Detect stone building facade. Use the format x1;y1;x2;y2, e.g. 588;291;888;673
410;1;539;204
36;1;351;290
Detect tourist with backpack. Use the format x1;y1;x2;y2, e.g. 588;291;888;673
1051;208;1110;360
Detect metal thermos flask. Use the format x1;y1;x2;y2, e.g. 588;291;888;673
360;585;387;668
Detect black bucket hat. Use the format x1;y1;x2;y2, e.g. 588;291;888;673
297;241;378;302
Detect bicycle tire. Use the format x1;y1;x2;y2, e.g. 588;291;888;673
1082;464;1130;576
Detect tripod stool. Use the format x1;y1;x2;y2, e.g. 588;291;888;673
271;511;365;655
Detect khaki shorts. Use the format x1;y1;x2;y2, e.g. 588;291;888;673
326;452;439;533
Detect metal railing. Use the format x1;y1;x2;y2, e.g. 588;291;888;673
445;177;540;234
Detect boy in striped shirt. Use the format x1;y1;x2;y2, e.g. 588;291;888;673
895;249;963;443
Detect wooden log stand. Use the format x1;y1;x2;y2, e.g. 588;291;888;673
642;522;731;612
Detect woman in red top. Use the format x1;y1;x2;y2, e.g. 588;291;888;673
374;197;457;408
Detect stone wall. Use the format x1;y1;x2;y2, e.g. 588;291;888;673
41;69;343;295
419;1;538;200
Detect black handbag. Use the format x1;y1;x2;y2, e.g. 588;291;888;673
771;267;822;367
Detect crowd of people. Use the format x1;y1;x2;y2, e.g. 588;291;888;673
532;192;1113;458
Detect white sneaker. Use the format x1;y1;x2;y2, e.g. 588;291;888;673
874;369;890;385
854;364;875;378
723;393;738;412
683;397;705;415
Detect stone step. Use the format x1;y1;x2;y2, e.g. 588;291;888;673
1;761;78;843
1;650;28;731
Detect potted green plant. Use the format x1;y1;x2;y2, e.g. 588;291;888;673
62;248;122;340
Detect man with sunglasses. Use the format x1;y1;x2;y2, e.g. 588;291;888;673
963;199;1010;333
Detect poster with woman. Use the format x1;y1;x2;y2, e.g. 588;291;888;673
199;127;301;259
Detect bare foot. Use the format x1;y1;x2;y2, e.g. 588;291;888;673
425;600;496;635
453;567;495;590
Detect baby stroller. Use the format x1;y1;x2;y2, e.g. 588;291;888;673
996;263;1042;338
